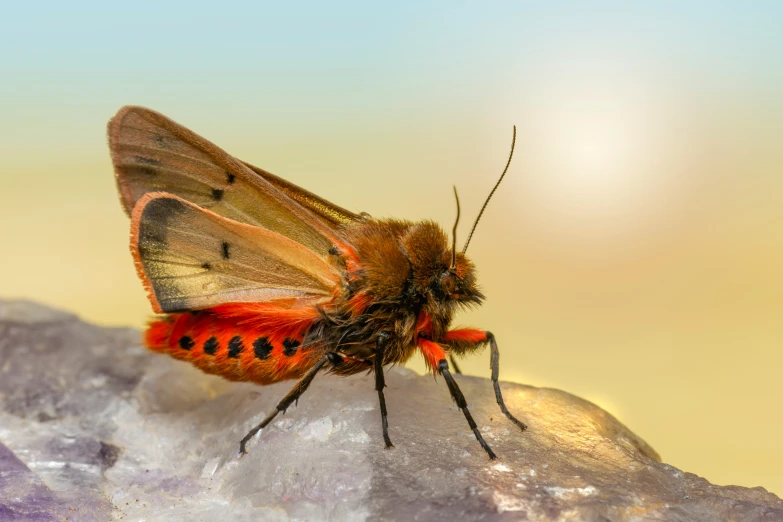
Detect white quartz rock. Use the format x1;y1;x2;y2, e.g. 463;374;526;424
0;300;781;521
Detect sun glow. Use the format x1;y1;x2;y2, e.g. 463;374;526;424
514;58;681;242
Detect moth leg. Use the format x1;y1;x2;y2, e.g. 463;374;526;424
487;332;527;431
448;354;463;374
444;329;527;432
438;359;497;460
373;332;394;448
238;354;330;456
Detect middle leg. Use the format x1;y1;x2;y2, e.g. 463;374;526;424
373;332;394;448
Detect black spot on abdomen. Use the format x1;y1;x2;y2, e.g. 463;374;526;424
228;336;243;358
179;336;195;350
253;337;273;360
203;336;219;355
283;338;300;356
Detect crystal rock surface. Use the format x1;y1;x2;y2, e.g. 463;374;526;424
0;300;781;521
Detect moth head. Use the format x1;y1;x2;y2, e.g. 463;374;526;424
401;222;483;306
439;252;483;305
437;187;482;304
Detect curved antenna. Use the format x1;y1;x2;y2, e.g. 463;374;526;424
450;185;461;270
462;125;516;254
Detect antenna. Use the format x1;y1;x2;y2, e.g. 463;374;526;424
450;186;460;269
462;125;516;254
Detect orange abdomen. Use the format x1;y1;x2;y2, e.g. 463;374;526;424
145;311;321;385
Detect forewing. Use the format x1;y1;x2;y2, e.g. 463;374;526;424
241;161;360;228
109;106;352;255
131;193;341;313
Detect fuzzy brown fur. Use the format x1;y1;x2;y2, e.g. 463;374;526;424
308;217;484;375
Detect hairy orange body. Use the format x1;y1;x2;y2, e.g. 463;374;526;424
146;305;322;385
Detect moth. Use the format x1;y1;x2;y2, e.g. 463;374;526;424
108;106;526;459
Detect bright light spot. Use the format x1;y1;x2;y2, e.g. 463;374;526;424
546;105;646;204
532;93;666;233
511;54;682;243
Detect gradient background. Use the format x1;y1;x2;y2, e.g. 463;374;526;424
1;1;781;496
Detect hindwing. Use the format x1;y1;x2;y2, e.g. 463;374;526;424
131;193;341;313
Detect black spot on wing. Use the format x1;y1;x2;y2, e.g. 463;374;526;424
140;197;186;234
134;156;162;166
226;171;236;184
138;197;188;255
131;166;157;176
140;227;166;247
201;262;211;270
179;336;195;350
283;338;300;356
228;336;244;358
253;337;273;360
203;336;219;355
222;242;230;259
211;188;224;201
161;301;189;314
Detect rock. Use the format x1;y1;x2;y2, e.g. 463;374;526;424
0;300;781;521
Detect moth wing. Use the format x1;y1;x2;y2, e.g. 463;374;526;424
240;160;360;229
109;106;358;256
131;193;341;313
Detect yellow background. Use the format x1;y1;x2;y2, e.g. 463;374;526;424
1;3;781;496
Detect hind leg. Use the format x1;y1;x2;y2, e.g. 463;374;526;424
239;354;331;455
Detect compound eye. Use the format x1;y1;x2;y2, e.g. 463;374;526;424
440;272;456;294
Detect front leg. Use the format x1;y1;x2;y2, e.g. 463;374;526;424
438;359;497;459
418;338;497;459
444;329;527;431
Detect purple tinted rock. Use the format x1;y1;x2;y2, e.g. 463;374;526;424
0;300;781;521
0;441;110;522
